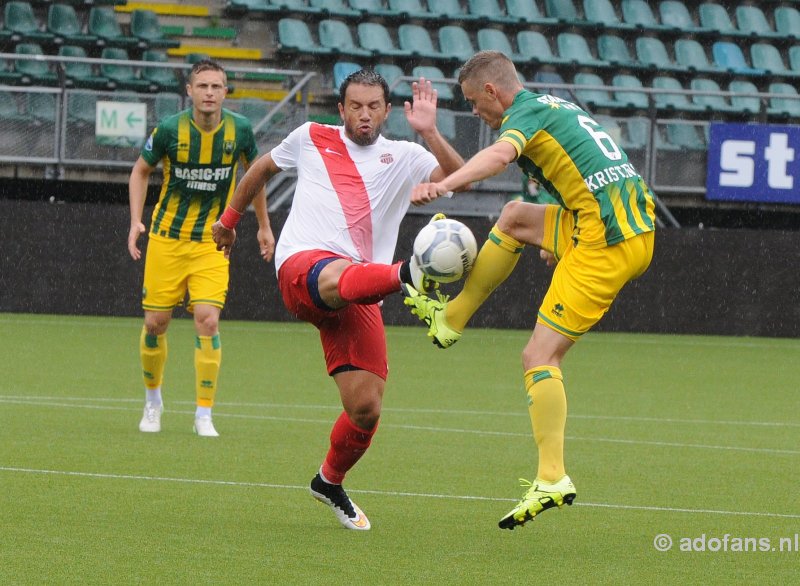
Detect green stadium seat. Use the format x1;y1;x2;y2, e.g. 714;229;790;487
712;41;764;76
658;0;704;33
225;0;281;14
750;43;798;78
517;30;570;66
467;0;517;25
437;107;456;141
348;0;399;17
15;43;59;86
735;6;782;40
728;80;762;116
89;6;140;49
427;0;479;22
0;91;28;122
130;9;180;49
47;3;98;47
309;0;361;18
66;92;97;125
388;0;437;20
775;7;800;41
143;50;181;93
620;116;650;150
557;32;608;68
532;70;573;101
583;0;634;31
384;107;415;140
505;0;557;25
663;123;705;151
374;63;413;100
690;78;738;114
26;92;58;124
277;18;334;56
333;61;360;92
412;65;454;101
0;56;24;85
59;45;113;90
635;37;683;73
154;92;182;120
100;47;156;92
398;24;444;61
357;22;411;58
185;52;211;64
276;0;324;16
573;72;619;111
318;19;371;58
597;35;645;70
674;39;719;75
3;2;56;44
652;76;704;113
544;0;586;25
438;25;475;63
789;46;800;74
476;29;524;64
698;3;746;38
620;0;671;31
612;74;648;110
767;82;800;118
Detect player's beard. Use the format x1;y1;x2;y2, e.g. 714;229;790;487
347;121;383;146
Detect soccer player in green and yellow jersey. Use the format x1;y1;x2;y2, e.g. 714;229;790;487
402;51;656;529
128;60;273;437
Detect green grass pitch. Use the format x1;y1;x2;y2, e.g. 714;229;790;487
2;313;799;584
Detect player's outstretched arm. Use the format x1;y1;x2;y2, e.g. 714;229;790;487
128;157;154;260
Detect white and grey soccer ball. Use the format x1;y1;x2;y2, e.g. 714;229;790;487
412;219;478;283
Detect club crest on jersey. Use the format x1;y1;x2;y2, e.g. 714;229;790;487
223;140;235;155
380;153;393;164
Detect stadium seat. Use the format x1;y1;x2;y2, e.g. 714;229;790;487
597;35;643;70
573;72;619;111
662;123;705;150
775;7;800;40
505;0;557;25
388;0;437;20
427;0;479;22
690;78;737;114
66;92;97;125
517;30;570;66
612;74;648;110
0;57;24;85
544;0;588;26
712;42;764;76
652;75;705;113
398;24;444;61
438;25;475;63
225;0;281;14
130;9;180;49
374;63;413;100
620;116;651;150
437;107;456;141
276;0;324;16
357;23;410;58
698;3;745;38
467;0;517;25
789;46;800;74
635;37;683;72
59;45;113;90
557;32;608;68
3;1;56;43
185;52;210;64
89;6;140;49
411;65;454;101
674;39;719;75
532;70;573;101
735;6;782;39
583;0;634;31
620;0;671;31
384;107;415;140
26;92;57;124
348;0;399;17
309;0;361;18
318;20;371;58
154;92;182;119
277;18;333;56
14;43;59;86
750;43;798;78
142;50;181;93
100;47;155;92
658;0;704;33
47;3;98;47
767;82;800;118
476;29;524;64
728;80;762;116
333;61;360;92
0;91;27;122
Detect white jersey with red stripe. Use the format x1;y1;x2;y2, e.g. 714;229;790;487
271;122;440;271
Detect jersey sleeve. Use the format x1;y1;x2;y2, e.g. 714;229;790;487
270;122;312;171
497;105;543;160
403;141;440;183
140;125;167;167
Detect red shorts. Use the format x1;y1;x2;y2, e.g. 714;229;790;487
277;249;388;380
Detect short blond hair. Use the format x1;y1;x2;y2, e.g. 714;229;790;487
458;51;519;91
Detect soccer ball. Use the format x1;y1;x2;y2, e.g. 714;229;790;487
412;219;478;283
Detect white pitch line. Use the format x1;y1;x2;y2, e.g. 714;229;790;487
3;466;800;520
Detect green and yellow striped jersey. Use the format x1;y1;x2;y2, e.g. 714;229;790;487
498;90;656;248
140;108;258;242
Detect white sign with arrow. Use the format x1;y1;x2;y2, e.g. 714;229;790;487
95;101;147;147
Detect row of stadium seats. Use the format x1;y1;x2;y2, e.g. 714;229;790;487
227;0;800;43
0;2;178;51
277;17;800;82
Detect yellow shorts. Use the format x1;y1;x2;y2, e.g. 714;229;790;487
142;233;229;312
538;205;654;340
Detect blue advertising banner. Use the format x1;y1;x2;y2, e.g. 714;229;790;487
706;123;799;204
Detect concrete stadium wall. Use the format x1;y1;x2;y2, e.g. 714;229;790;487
2;199;798;338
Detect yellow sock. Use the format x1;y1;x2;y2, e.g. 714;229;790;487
140;327;167;390
524;366;567;482
447;225;525;332
195;334;221;408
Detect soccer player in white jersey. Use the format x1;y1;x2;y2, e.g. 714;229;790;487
212;70;466;530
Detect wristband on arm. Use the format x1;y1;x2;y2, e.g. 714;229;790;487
219;206;243;230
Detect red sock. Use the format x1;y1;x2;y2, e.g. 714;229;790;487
337;262;402;305
320;411;378;484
